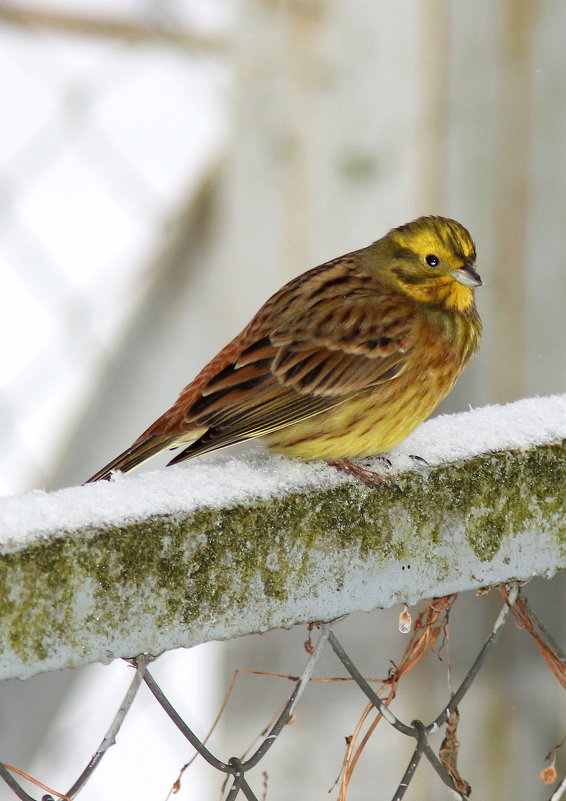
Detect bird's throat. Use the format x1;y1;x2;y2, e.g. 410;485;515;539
440;279;476;313
402;277;475;314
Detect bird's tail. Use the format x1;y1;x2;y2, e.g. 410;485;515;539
84;434;178;483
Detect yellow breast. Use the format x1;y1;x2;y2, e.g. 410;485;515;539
263;310;480;461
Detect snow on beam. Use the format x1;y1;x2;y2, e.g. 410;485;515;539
1;395;566;681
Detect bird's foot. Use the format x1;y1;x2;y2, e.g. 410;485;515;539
408;454;429;466
330;458;400;491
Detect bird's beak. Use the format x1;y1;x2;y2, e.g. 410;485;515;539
451;262;483;288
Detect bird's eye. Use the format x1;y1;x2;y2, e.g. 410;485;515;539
425;254;440;267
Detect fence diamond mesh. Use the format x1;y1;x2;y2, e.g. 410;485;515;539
1;583;564;801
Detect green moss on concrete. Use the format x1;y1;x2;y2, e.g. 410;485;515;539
424;443;566;560
1;442;566;673
0;539;79;663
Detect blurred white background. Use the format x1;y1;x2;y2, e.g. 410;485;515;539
0;0;229;496
1;1;565;799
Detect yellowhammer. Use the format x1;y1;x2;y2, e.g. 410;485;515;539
86;216;482;487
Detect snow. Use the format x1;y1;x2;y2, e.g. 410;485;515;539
2;393;566;549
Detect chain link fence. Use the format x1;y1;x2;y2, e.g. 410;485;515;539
1;583;564;801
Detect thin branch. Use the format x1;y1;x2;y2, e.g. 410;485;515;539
520;595;566;663
510;591;566;687
421;740;469;799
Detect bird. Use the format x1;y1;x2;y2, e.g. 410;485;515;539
86;215;482;487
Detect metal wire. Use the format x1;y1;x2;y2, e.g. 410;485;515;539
1;583;564;800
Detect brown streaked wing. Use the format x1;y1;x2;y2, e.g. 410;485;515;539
168;385;343;464
170;262;415;463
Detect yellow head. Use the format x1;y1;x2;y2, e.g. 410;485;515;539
374;215;482;312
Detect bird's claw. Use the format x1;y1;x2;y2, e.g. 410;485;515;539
330;459;401;492
408;454;429;466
